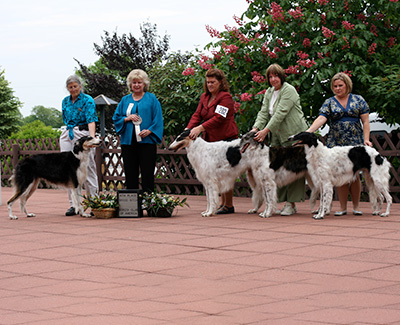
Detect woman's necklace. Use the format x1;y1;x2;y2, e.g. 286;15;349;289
132;93;144;101
336;95;349;108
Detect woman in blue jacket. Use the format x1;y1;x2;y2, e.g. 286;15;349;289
113;69;163;193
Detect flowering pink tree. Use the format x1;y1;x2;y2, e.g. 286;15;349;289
184;0;400;132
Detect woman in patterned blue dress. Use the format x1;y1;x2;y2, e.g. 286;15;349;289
307;72;372;216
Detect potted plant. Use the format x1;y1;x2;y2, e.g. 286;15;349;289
141;192;189;217
81;191;119;219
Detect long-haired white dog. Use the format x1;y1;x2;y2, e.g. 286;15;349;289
238;132;317;218
169;130;277;217
288;132;392;219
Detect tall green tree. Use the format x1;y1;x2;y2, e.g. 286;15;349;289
75;22;170;134
23;105;63;128
9;120;61;140
184;0;400;133
0;69;22;138
75;22;170;102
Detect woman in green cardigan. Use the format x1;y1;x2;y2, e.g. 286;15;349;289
251;64;308;216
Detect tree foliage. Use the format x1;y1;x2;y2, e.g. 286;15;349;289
183;0;400;133
75;22;170;134
0;69;22;138
9;120;61;140
76;22;170;103
23;105;63;128
148;52;203;138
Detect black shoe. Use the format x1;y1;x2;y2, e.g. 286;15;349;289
215;205;235;214
65;207;77;216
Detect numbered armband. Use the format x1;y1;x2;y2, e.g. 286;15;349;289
215;105;229;118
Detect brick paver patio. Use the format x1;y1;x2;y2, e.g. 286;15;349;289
1;186;400;324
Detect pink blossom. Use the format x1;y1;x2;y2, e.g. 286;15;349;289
224;25;250;44
322;26;335;38
389;0;399;2
240;93;253;102
285;65;300;75
317;52;324;59
251;71;265;84
198;55;212;70
229;57;235;66
343;70;352;77
269;52;278;59
205;25;221;38
244;54;252;63
269;2;285;22
233;102;241;114
368;42;377;55
342;36;350;49
387;37;397;48
342;21;355;30
233;15;243;26
318;0;329;4
211;50;222;60
303;38;311;47
297;51;309;59
257;89;266;95
288;7;304;19
259;20;268;31
222;43;239;54
297;59;316;68
370;24;378;37
321;13;326;25
182;67;195;76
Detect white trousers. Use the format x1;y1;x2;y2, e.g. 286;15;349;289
60;127;99;206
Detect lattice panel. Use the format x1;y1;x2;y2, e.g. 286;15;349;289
2;133;400;200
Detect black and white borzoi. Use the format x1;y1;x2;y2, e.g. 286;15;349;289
168;130;267;217
288;132;392;219
237;132;317;218
7;136;102;220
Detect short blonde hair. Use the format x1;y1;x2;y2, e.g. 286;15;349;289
331;72;352;95
126;69;150;92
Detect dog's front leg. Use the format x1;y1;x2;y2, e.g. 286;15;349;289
259;182;277;218
8;201;18;220
71;187;90;218
202;185;219;217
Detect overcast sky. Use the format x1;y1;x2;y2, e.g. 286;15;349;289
1;0;249;117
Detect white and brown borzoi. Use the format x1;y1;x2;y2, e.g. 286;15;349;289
7;136;102;220
237;132;317;218
288;132;392;219
168;130;267;217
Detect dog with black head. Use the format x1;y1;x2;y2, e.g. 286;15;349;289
288;131;392;219
238;131;317;218
7;136;102;220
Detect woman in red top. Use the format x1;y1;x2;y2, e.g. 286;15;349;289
186;69;239;214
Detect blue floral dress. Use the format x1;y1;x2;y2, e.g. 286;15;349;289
319;94;369;148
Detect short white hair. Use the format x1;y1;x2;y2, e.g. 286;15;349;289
66;75;83;89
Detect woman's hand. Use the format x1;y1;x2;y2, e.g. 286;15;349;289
139;129;152;138
125;114;141;123
254;128;269;142
364;139;373;147
189;125;204;139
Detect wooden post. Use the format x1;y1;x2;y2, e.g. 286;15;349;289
11;144;20;169
95;145;103;191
